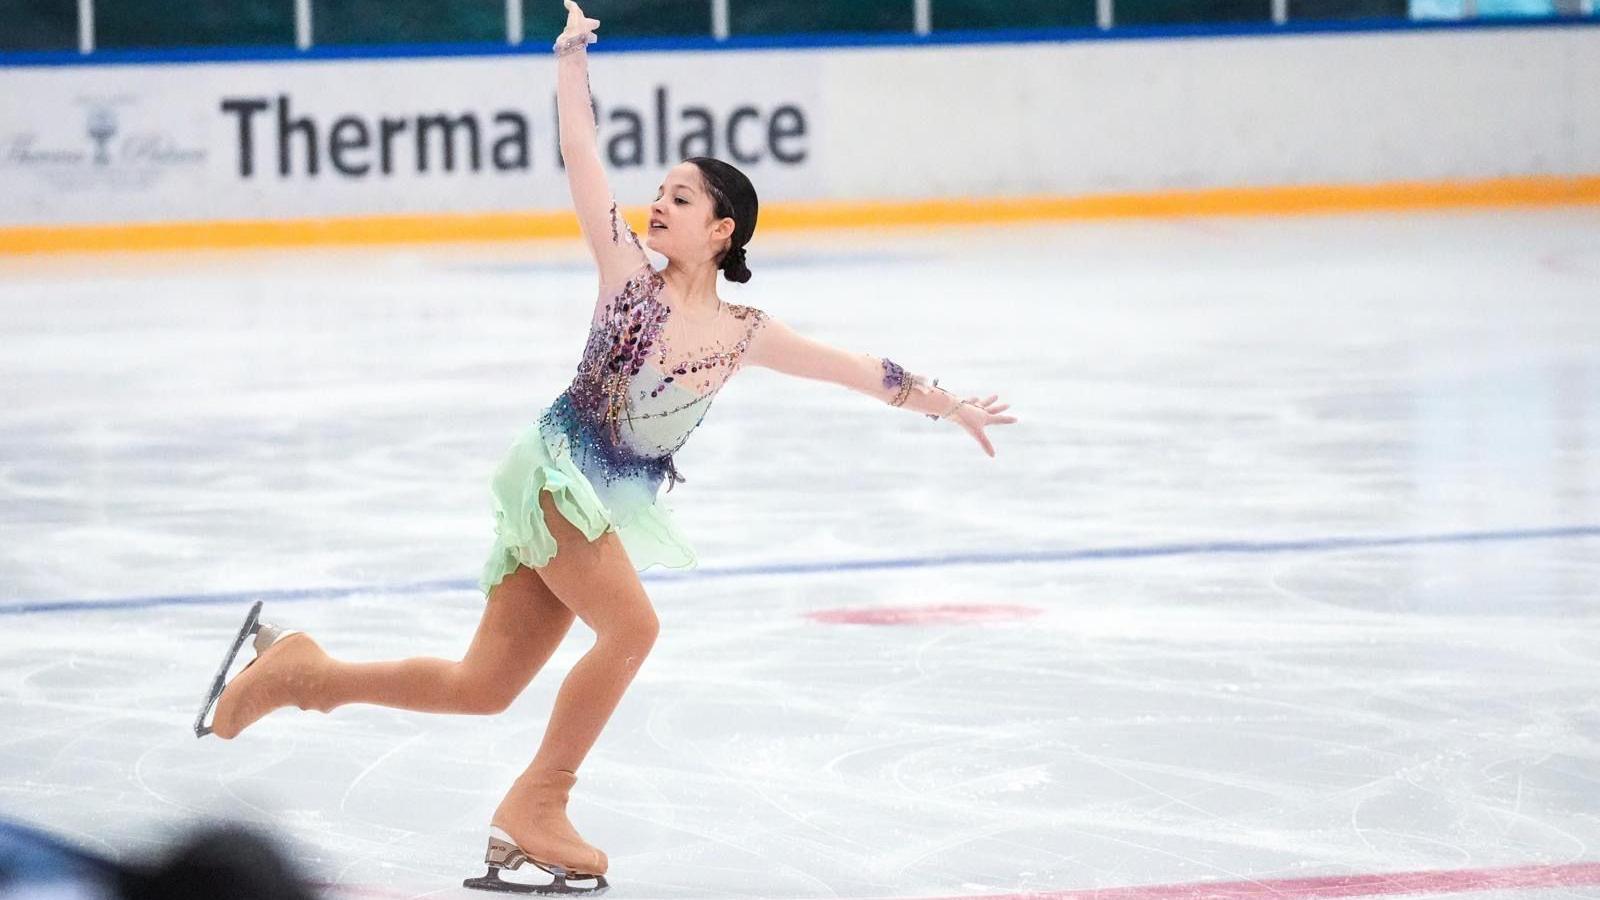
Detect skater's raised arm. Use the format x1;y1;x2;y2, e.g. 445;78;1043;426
744;315;1018;457
554;1;650;289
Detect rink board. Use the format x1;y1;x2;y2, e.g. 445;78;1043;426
0;23;1598;244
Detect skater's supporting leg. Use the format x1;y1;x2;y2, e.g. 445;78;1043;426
490;489;661;877
524;490;660;774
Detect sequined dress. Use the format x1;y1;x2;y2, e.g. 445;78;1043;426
479;260;769;593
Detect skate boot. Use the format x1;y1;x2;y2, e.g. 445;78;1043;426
464;769;609;895
195;602;336;740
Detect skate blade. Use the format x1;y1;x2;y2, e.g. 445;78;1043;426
464;864;609;895
193;600;264;738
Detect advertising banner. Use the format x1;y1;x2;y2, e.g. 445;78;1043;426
0;52;822;226
1;27;1596;231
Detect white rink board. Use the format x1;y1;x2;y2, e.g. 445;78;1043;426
1;24;1597;227
0;52;823;225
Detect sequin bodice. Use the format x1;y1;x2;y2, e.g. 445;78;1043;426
538;264;767;508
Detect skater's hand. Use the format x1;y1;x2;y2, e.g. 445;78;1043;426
559;0;600;46
952;394;1017;458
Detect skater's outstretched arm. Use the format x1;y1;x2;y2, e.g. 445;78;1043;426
554;1;650;290
744;315;1019;457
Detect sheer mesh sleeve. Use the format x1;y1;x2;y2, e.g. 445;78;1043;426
556;37;650;289
743;315;960;419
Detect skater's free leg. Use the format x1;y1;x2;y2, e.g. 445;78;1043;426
490;490;660;875
210;566;576;739
317;565;578;715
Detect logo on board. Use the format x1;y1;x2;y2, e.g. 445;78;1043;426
0;95;207;192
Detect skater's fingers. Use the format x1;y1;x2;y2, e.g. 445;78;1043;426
967;424;994;457
989;403;1010;413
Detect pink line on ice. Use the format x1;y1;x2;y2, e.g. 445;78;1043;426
314;860;1600;899
900;861;1600;900
806;603;1044;625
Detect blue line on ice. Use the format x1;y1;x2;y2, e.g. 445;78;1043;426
2;524;1595;617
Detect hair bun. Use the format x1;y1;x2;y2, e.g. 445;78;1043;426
689;157;757;285
721;244;751;284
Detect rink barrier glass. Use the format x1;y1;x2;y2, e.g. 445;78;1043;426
2;0;1593;55
94;0;295;50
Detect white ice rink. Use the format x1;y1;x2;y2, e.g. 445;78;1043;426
2;207;1598;899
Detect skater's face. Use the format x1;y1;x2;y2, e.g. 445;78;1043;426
646;162;736;267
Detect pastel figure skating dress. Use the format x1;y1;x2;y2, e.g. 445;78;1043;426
479;239;768;593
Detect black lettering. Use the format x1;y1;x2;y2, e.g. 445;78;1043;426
492;112;530;171
416;113;481;173
770;105;807;164
276;94;318;177
606;107;644;167
379;117;407;176
726;107;762;165
219;97;269;178
654;86;669;166
220;96;803;180
677;108;714;160
329;116;370;176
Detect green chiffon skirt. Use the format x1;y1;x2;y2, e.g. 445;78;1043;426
478;422;699;595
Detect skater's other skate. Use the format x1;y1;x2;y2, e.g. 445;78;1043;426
195;601;262;737
465;769;609;895
462;826;609;896
197;605;336;740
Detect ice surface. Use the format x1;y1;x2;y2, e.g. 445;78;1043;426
1;208;1598;899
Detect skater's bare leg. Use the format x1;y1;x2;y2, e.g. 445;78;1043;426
211;566;576;738
490;490;660;876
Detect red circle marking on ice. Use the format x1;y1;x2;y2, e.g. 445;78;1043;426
806;603;1042;626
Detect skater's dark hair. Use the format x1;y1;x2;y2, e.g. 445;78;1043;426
117;823;317;900
687;156;757;285
0;815;315;900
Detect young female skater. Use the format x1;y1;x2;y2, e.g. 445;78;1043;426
193;1;1018;895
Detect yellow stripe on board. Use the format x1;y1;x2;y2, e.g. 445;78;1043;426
3;173;1597;255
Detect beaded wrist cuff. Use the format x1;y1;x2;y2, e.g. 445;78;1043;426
553;32;595;56
881;358;915;407
881;358;907;392
884;359;966;421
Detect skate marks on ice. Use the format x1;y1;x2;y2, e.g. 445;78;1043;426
569;553;1598;898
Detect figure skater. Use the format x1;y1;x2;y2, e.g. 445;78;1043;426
193;2;1018;894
